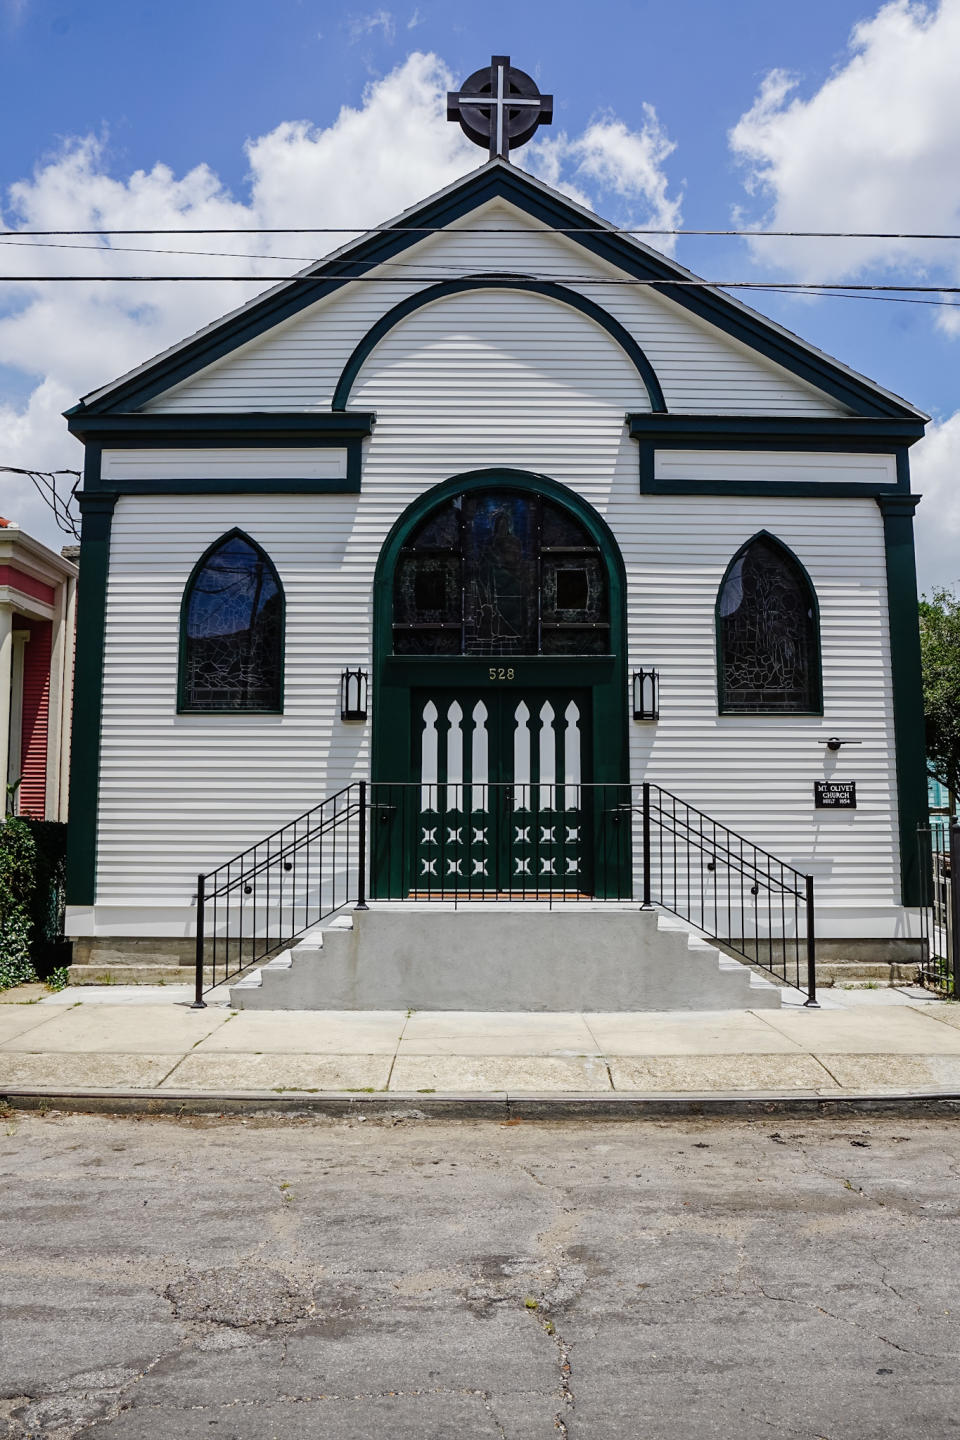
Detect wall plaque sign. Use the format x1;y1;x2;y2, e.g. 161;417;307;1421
814;781;856;809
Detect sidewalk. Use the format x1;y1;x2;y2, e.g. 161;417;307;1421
3;982;960;1110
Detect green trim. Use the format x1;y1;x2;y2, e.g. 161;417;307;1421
95;476;362;497
630;419;919;497
65;165;922;421
715;530;824;717
641;476;904;499
69;413;373;496
877;493;927;906
371;468;631;898
332;278;666;413
383;655;615;686
628;415;926;443
66;412;376;442
65;492;117;907
176;528;285;715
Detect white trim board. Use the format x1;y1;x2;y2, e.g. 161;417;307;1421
652;450;897;485
100;447;349;482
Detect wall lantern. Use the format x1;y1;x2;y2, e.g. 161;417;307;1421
340;668;368;722
632;669;659;722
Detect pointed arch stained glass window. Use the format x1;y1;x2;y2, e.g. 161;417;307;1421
180;531;284;711
717;534;820;713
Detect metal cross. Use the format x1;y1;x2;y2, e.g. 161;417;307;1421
447;55;553;161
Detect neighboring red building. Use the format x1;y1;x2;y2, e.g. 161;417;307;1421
0;519;78;820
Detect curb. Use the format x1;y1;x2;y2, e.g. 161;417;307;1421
4;1087;960;1119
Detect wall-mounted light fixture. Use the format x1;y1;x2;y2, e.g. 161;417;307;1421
632;669;659;722
820;737;862;752
340;668;368;722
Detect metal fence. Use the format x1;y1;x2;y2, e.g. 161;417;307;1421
917;822;959;993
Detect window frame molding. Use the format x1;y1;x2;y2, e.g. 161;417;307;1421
177;527;286;716
715;529;824;718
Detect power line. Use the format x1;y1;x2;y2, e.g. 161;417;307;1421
0;274;958;295
0;466;81;540
2;225;960;239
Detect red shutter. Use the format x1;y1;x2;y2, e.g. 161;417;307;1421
18;617;51;819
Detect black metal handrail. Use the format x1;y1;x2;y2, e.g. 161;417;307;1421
191;775;817;1005
192;781;367;1006
917;822;959;994
641;782;817;1004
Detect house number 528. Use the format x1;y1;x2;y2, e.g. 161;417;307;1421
488;667;515;680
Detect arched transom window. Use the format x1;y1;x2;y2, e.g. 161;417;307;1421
717;534;821;714
393;489;610;656
180;530;284;712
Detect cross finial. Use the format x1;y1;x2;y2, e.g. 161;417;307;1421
447;56;553;162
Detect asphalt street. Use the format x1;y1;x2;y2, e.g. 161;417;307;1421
1;1110;959;1438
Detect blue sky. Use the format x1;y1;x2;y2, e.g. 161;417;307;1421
1;0;959;580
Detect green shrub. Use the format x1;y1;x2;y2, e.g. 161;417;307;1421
0;818;68;990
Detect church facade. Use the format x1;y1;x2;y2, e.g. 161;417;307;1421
62;154;928;970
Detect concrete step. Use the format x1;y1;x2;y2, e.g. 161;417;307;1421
66;963;205;986
231;904;782;1012
818;961;920;986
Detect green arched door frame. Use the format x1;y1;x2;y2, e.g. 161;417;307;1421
371;468;631;897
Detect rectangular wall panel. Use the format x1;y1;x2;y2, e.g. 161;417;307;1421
653;450;898;486
101;448;348;482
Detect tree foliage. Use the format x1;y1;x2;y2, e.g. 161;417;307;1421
0;818;68;990
919;585;960;799
0;817;39;989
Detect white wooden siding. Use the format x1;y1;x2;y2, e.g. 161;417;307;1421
653;450;897;486
142;201;851;418
95;464;900;932
101;448;348;482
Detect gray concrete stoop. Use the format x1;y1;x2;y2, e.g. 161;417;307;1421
230;903;782;1011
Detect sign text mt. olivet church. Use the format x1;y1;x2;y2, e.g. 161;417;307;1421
814;781;857;809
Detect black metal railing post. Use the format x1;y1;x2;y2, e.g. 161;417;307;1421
804;873;818;1007
191;873;207;1009
356;780;369;910
641;781;652;908
949;824;960;992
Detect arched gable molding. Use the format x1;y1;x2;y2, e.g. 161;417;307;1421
177;526;286;714
714;529;823;716
372;468;630;793
332;278;667;414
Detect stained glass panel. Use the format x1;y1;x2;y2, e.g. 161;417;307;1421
182;533;283;710
718;537;819;712
410;498;461;550
462;492;538;655
542;554;607;626
392;489;610;657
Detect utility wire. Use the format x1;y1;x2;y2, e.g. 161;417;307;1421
0;466;81;540
0;274;958;293
2;225;960;239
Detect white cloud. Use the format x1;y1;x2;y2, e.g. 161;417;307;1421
348;9;396;44
3;0;29;27
913;410;960;592
0;52;681;548
729;0;960;329
528;105;682;249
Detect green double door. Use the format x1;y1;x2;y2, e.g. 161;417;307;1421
404;686;591;894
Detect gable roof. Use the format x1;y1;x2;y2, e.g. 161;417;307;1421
66;158;927;422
